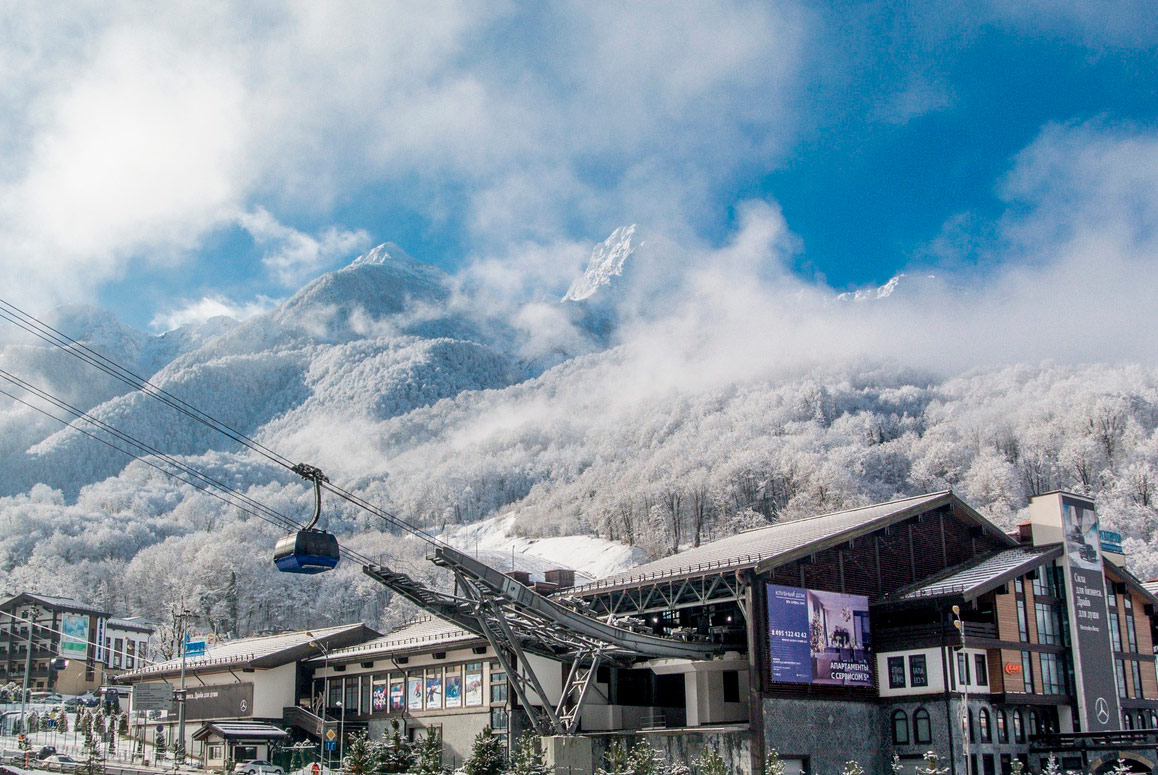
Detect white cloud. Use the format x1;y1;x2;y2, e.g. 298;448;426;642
150;294;279;331
237;207;370;287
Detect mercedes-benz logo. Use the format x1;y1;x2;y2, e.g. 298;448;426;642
240;699;248;714
1095;697;1110;725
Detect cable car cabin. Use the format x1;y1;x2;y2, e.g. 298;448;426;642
273;529;340;574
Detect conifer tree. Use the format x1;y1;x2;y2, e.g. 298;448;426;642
507;733;549;775
598;741;630;775
464;727;505;775
916;752;949;775
692;749;725;775
378;718;413;774
764;748;786;775
118;712;128;737
81;725;104;775
414;728;444;775
840;762;864;775
628;744;665;775
58;709;69;735
27;709;39;734
342;731;376;775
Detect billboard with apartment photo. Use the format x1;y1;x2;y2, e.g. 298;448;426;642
766;584;873;687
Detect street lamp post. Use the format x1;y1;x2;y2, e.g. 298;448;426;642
336;701;345;771
307;636;332;772
952;605;969;775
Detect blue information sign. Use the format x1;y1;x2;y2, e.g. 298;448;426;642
325;742;337;751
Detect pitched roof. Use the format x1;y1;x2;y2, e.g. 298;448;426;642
0;593;107;617
192;721;289;741
310;617;481;664
887;545;1064;602
106;617;156;633
572;491;1009;594
116;623;376;681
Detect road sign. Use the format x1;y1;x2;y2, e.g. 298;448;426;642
325;742;337;752
184;639;206;658
133;683;175;712
325;729;336;741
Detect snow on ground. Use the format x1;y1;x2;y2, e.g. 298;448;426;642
447;513;643;582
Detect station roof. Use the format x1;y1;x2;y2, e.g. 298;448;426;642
570;491;1011;595
116;622;377;681
192;721;289;741
309;616;482;665
0;593;107;617
885;545;1064;603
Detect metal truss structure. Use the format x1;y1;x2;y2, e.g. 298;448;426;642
574;571;746;620
362;544;724;735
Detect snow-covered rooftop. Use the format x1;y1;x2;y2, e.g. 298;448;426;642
118;623;373;680
572;491;1007;593
310;617;480;664
0;593;107;617
888;545;1063;602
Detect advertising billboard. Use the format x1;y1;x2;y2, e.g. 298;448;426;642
60;614;89;655
1060;496;1121;732
183;682;254;720
766;584;872;687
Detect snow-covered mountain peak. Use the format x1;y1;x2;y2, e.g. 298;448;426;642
349;242;419;267
563;225;638;302
835;273;939;302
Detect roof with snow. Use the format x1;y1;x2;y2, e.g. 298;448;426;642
192;721;289;741
885;545;1064;603
570;491;1014;594
308;616;481;665
106;617;155;633
0;592;107;617
115;623;378;681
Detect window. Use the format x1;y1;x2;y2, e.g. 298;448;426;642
328;680;341;708
1125;603;1139;652
1040;654;1064;695
345;678;358;712
1016;601;1029;642
1132;660;1144;699
975;654;989;686
889;657;907;689
125;640;135;669
1108;587;1123;652
1124;712;1134;730
1020;652;1035;693
722;671;739;703
362;675;372;714
1035;603;1059;645
113;637;123;668
490;707;509;731
892;710;910;745
1138;711;1148;730
1032;571;1048;598
1027;710;1039;737
979;708;992;742
1116;658;1128;698
910;655;928;687
968;708;976;743
1013;711;1024;743
996;710;1008;743
490;670;507;704
914;708;932;744
958;652;971;685
983;754;996;775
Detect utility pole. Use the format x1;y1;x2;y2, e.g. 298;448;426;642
19;606;39;738
175;606;191;766
953;605;970;775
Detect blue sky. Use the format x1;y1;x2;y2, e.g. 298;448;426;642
1;2;1156;333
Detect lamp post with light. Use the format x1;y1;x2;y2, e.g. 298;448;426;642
952;605;969;774
307;636;334;771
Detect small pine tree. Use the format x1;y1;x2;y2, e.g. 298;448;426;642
765;748;787;775
1109;759;1134;775
414;728;444;775
58;709;69;735
1043;755;1061;775
27;709;40;734
1010;759;1023;775
916;752;949;775
598;741;631;775
78;708;92;736
82;726;104;775
891;755;903;775
464;727;505;775
508;733;549;775
379;718;414;774
93;712;107;738
629;744;665;775
117;712;128;737
344;731;376;775
841;763;864;775
693;748;726;775
155;730;168;759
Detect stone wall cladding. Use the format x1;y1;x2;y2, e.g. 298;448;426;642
763;697;884;775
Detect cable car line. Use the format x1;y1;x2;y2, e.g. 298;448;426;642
0;299;448;563
0;298;294;470
0;371;380;568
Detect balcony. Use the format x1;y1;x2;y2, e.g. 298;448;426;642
1031;730;1158;751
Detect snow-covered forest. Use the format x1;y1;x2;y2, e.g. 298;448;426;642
2;231;1156;646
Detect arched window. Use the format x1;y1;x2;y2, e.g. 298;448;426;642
893;709;910;745
1013;710;1025;743
1137;711;1148;730
1028;709;1039;737
997;709;1008;743
968;708;976;743
1124;712;1135;730
979;708;992;742
1150;710;1158;729
914;707;933;744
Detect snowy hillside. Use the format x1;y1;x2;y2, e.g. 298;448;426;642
1;238;1157;641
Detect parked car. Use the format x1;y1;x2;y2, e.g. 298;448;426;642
44;754;77;763
37;745;57;760
235;760;284;775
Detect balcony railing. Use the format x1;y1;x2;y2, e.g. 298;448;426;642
1031;730;1158;751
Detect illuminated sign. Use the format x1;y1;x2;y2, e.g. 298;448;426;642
1003;662;1022;675
765;584;873;687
